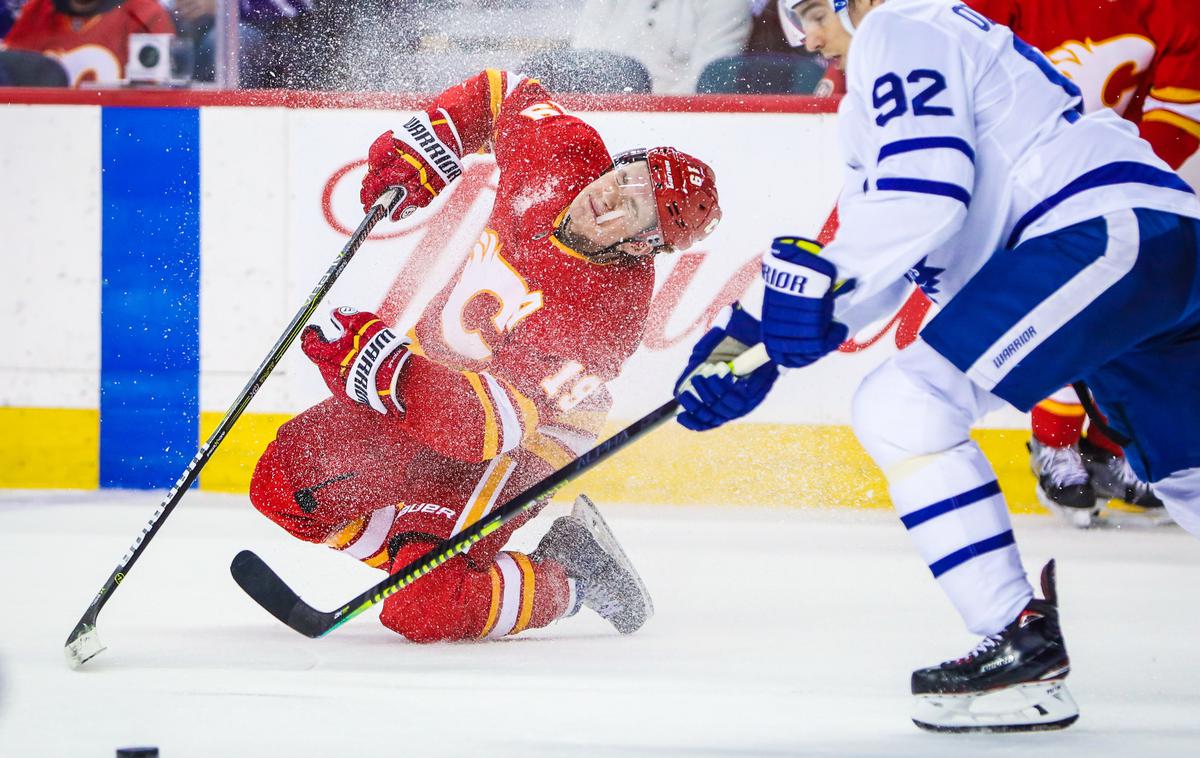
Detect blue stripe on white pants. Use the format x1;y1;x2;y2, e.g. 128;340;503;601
100;107;200;488
892;447;1031;635
853;342;1033;635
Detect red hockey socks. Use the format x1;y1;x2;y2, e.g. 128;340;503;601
379;541;573;642
1031;390;1085;447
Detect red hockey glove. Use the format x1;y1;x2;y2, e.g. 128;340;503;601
360;113;464;221
301;307;412;415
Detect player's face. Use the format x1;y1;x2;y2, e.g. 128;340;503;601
789;0;853;68
564;160;661;253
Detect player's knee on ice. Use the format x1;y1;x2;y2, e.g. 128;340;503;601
248;440;332;544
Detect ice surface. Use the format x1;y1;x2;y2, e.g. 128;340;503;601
1;490;1197;757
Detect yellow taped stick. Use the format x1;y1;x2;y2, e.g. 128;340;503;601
730;343;771;376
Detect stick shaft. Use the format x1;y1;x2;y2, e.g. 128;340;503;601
65;190;402;659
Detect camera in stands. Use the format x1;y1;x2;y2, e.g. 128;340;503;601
126;33;193;86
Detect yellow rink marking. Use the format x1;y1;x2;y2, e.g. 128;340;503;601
1;407;1044;514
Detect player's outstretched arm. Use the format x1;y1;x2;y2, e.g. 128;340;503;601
358;69;524;219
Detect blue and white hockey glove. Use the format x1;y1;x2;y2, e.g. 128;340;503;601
674;303;780;432
761;236;849;369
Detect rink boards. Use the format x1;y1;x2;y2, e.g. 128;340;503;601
0;90;1039;510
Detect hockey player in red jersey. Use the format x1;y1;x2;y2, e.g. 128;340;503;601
249;70;722;643
2;0;175;87
967;0;1200;526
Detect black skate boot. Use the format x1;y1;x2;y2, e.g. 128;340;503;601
532;494;653;634
911;560;1078;733
1028;439;1098;527
1079;437;1172;526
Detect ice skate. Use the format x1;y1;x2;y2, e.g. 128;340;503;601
532;494;654;634
911;560;1078;733
1029;440;1099;527
1079;437;1173;527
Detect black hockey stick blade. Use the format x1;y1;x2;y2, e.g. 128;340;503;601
230;550;327;638
63;188;404;668
231;344;772;639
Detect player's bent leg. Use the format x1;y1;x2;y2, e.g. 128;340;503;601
251;439;405;567
853;342;1075;732
1080;434;1169;526
1028;387;1099;525
249;439;335;544
249;399;425;566
379;539;573;642
852;341;1033;635
1152;467;1200;538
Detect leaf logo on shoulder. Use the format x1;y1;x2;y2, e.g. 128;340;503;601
346;327;406;414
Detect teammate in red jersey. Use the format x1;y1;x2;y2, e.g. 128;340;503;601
2;0;174;87
249;70;722;642
966;0;1200;526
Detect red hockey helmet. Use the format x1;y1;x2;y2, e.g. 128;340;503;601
614;147;722;251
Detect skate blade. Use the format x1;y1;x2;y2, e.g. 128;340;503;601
1094;499;1176;528
571;494;655;624
1037;492;1099;529
912;679;1079;733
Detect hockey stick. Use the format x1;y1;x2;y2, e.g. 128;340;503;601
1069;380;1133;448
230;343;772;638
64;188;406;669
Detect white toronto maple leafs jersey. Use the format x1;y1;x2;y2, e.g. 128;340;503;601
827;0;1200;329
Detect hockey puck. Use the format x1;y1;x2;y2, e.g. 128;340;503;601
116;748;158;758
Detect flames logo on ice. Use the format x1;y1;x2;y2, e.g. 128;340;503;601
1046;34;1156;115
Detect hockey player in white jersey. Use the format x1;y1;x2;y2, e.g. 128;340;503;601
676;0;1200;733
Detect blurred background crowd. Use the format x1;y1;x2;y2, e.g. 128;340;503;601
0;0;834;94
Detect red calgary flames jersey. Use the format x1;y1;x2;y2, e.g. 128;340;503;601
4;0;174;87
969;0;1200;175
390;70;656;466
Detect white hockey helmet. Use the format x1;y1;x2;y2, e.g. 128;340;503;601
778;0;858;46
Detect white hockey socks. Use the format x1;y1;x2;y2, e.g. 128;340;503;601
888;441;1033;635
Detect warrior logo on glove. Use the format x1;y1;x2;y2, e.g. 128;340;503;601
301;307;413;416
761;236;849;369
361;110;465;222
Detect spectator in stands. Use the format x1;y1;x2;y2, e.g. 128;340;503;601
746;0;799;53
2;0;174;87
686;0;826;95
775;0;841;96
172;0;309;84
571;0;751;94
